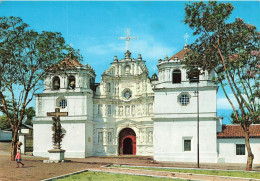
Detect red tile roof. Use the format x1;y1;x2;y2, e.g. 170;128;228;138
169;48;189;60
217;125;260;138
58;58;83;68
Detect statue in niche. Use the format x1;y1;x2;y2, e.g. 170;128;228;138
119;106;123;116
137;105;141;115
132;106;135;116
148;131;153;143
142;105;146;115
137;83;140;93
148;104;153;114
140;129;145;143
126;106;130;116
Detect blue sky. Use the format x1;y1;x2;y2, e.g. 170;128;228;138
0;1;259;123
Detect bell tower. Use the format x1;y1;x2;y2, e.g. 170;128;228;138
34;57;96;158
153;45;218;163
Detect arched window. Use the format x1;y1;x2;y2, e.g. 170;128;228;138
188;70;199;83
68;76;76;90
53;76;60;90
172;69;181;83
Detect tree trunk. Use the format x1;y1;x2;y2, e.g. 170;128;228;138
245;130;254;171
11;129;18;161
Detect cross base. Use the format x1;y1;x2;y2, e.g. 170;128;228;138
43;149;66;163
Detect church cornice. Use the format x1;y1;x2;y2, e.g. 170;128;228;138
153;85;218;92
35;90;93;96
102;72;148;80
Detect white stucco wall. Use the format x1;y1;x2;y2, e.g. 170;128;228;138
153;119;217;163
153;88;217;119
217;138;260;164
33;122;88;158
33;124;53;157
85;122;93;157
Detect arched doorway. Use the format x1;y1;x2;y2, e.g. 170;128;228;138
119;128;136;155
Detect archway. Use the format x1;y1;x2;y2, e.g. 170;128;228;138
119;128;136;155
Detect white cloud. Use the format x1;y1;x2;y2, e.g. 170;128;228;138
131;36;176;60
217;94;239;110
85;34;176;61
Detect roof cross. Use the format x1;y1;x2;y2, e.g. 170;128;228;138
184;33;189;45
119;28;138;51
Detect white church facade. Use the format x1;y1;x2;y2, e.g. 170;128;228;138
33;44;260;164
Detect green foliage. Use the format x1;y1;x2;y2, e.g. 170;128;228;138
0;115;10;130
183;1;259;170
24;106;35;126
183;2;260;125
0;16;82;160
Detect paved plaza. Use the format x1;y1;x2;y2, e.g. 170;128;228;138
0;142;259;181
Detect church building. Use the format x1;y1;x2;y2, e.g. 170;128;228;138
33;34;260;164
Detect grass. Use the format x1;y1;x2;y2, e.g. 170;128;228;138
55;171;188;181
110;165;260;179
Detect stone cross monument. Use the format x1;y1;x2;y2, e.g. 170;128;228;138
45;108;68;163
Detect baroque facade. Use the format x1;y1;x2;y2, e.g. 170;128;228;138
33;46;260;164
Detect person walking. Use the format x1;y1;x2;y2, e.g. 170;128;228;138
15;142;24;168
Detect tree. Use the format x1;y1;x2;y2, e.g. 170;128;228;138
24;106;35;126
183;1;259;171
0;115;10;130
0;16;82;161
0;103;35;129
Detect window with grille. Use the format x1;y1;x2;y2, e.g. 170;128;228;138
184;139;191;151
179;94;190;106
236;144;245;155
59;99;67;109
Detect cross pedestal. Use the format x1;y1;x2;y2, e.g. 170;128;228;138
45;149;66;163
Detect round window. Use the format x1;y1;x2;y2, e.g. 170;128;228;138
59;99;67;109
124;91;132;100
178;94;190;106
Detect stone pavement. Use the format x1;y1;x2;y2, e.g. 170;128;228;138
0;142;260;181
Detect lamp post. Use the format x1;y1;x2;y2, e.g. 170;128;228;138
196;78;200;168
190;68;200;168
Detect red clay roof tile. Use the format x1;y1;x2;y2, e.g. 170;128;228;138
58;58;83;68
217;125;260;138
169;48;189;60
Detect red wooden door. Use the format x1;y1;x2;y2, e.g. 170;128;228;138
119;128;136;155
